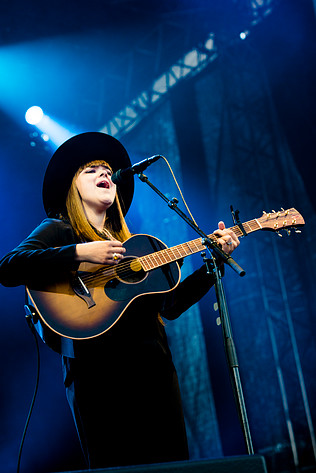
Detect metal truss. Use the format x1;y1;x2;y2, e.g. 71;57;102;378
234;0;280;25
100;32;218;139
99;0;279;139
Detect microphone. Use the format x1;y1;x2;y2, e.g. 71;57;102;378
111;155;162;184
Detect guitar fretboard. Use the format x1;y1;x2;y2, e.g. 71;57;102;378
81;208;303;282
140;219;262;271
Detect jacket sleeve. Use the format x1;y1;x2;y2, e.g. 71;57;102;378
160;264;216;320
0;219;78;287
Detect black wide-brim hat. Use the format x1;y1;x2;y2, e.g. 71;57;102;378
42;132;134;217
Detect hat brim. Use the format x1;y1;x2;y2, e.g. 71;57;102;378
42;132;134;217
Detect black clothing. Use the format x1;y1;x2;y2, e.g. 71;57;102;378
0;218;215;468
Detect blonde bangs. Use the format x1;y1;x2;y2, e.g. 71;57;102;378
76;160;112;175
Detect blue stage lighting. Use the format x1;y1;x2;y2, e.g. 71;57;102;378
41;133;50;142
36;115;76;148
25;106;44;125
239;31;249;40
25;108;76;149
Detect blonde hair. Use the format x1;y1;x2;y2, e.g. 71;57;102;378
66;160;131;242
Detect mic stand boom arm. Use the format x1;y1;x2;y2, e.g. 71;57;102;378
138;173;245;275
137;172;254;455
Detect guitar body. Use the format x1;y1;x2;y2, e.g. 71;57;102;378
27;234;181;348
25;208;304;356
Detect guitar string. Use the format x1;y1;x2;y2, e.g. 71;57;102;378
81;211;300;286
79;241;205;286
79;228;229;287
85;212;300;286
80;232;222;285
79;220;264;287
79;238;211;283
81;213;298;282
79;214;300;287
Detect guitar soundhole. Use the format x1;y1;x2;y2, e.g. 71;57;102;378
116;256;147;284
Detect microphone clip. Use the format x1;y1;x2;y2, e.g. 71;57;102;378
111;155;162;185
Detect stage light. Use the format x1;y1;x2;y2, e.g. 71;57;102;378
36;115;75;147
41;133;50;142
205;34;215;51
25;108;76;148
25;106;44;125
239;31;249;40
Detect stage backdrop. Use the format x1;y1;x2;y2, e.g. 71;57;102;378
123;40;316;473
0;30;315;473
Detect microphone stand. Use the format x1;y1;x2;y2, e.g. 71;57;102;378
137;172;254;455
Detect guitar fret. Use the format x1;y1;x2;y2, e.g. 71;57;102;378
232;226;243;237
138;209;303;273
155;252;167;265
165;249;173;260
176;244;185;257
243;222;252;234
253;219;261;230
244;220;260;233
170;247;182;259
152;254;161;267
139;218;259;273
141;256;153;271
181;242;192;256
191;240;202;252
231;220;261;237
184;242;194;253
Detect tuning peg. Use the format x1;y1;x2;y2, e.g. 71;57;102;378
285;229;291;236
281;207;284;211
277;232;283;237
295;229;301;234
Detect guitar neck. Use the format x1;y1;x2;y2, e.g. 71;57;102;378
140;218;261;271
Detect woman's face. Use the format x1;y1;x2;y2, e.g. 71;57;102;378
76;164;116;213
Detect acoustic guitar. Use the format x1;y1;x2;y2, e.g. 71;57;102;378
26;208;304;355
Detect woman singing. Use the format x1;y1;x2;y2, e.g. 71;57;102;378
0;132;239;469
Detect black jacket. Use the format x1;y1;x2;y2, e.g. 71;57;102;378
0;217;216;467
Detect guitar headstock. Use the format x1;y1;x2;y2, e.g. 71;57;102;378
258;208;305;235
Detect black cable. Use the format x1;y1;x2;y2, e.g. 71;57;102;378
17;308;40;473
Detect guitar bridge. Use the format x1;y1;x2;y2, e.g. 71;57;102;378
71;273;96;309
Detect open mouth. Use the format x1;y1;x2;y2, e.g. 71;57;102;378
97;180;110;189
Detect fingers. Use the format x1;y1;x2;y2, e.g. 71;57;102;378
106;241;126;264
214;222;240;255
218;221;225;231
75;240;126;265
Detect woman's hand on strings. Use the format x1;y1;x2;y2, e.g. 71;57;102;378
75;240;126;265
